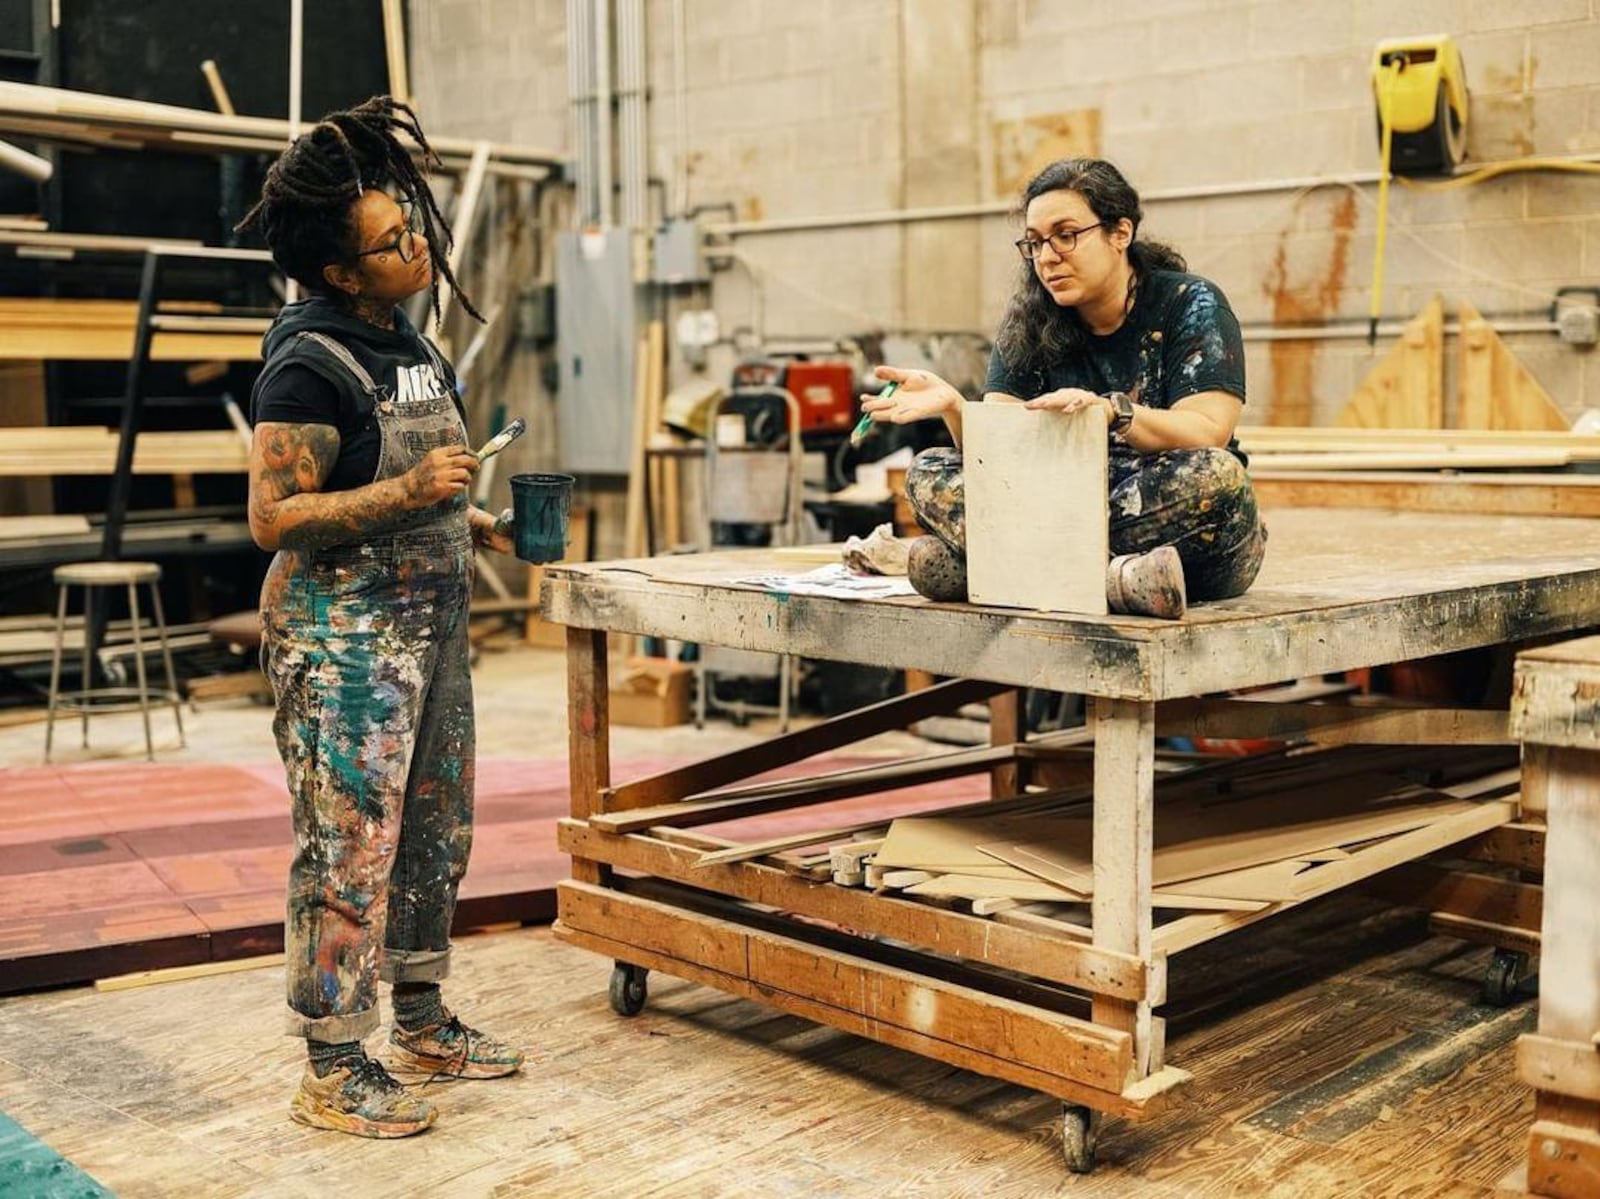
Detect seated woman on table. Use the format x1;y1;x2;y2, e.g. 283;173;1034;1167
861;157;1267;619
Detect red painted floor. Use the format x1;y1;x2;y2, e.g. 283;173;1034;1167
0;755;985;991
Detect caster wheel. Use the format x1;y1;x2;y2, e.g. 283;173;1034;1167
609;962;649;1017
1482;948;1529;1007
1061;1104;1099;1174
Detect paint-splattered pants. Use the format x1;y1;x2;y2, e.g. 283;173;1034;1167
906;445;1267;602
262;529;476;1042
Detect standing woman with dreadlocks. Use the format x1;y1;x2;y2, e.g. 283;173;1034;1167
860;158;1267;618
241;96;522;1139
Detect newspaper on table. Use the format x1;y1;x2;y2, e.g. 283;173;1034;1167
734;563;920;600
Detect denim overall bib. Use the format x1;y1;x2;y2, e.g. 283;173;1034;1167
261;331;476;1042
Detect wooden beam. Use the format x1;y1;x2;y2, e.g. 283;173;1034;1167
1154;698;1513;746
555;879;1149;1102
1252;472;1600;518
599;676;1009;810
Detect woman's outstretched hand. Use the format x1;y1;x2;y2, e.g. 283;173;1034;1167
1022;388;1113;423
859;365;963;425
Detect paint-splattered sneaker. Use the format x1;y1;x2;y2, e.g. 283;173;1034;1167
389;1014;524;1080
289;1056;437;1138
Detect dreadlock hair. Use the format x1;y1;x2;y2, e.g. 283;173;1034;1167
994;158;1183;387
237;95;483;327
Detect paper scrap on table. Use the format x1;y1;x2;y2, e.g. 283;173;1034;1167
735;563;920;600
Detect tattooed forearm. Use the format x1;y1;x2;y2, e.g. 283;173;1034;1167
248;421;416;553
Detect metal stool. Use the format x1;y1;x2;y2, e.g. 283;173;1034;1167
45;561;186;762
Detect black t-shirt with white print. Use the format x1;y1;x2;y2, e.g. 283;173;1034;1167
249;296;461;494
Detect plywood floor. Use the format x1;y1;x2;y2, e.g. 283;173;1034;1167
0;896;1530;1198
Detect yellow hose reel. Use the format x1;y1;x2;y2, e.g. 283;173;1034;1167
1371;35;1469;176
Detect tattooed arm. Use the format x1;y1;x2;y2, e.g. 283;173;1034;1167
248;421;479;553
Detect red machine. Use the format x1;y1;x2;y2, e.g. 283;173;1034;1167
731;357;856;435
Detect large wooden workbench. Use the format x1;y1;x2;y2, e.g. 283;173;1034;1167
545;508;1600;1171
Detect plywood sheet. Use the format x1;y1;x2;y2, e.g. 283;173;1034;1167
962;402;1108;614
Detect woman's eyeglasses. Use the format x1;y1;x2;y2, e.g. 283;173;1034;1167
1015;224;1105;261
356;200;422;264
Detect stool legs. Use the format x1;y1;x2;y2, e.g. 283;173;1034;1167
126;581;156;761
147;582;185;748
78;594;92;748
43;583;68;764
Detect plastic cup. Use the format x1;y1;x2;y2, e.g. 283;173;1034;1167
508;472;575;564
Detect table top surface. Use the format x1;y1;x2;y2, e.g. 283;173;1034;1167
547;508;1600;701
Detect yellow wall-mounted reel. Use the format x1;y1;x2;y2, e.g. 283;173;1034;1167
1371;35;1469;175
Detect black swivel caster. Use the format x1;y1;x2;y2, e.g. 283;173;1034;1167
609;962;649;1017
1061;1103;1099;1174
1481;948;1530;1007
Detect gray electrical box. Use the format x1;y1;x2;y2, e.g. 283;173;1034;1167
652;217;709;285
555;229;641;474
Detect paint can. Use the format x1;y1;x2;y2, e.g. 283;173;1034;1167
508;472;575;563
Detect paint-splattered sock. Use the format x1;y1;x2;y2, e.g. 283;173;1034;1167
307;1039;365;1078
392;983;447;1031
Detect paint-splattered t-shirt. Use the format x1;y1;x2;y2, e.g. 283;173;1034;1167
983;269;1247;479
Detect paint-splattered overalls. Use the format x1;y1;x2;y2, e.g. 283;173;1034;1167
261;332;476;1043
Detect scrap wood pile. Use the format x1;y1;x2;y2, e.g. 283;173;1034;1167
695;743;1522;930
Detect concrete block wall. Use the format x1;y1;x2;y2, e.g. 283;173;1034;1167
414;0;1600;430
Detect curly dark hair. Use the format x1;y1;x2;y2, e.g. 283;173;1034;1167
993;158;1183;387
237;95;482;326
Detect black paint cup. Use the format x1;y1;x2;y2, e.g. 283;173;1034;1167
508;472;575;563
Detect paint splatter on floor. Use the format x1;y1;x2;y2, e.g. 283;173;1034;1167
0;1111;113;1197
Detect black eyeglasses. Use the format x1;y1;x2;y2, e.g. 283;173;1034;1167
355;200;422;264
1015;223;1105;261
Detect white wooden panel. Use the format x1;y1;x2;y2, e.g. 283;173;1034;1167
962;402;1108;614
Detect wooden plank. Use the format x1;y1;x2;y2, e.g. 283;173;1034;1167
1091;696;1157;1073
567;627;610;887
1460;821;1546;872
1428;912;1541;957
1361;863;1543;931
1238;425;1600;451
1519;1034;1600;1102
1526;1117;1600;1199
962;402;1108;614
1253;472;1600;517
1156;698;1512;746
600;676;1008;810
556;820;1150;1000
1530;746;1600;1051
555;879;1139;1099
1336;295;1443;429
94;952;284;992
989;689;1023;797
1249;448;1575;471
608;742;1015;839
1459;299;1571;432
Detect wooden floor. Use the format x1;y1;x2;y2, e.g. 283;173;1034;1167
0;756;984;991
0;899;1530;1198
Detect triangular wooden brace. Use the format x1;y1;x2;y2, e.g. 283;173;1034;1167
1456;299;1570;431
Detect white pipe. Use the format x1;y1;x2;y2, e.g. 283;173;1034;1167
672;0;688;216
0;137;50;182
593;0;613;227
288;0;303;141
1242;318;1558;343
566;0;586;226
703;155;1600;238
618;0;646;229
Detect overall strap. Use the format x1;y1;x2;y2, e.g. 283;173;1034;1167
296;331;379;395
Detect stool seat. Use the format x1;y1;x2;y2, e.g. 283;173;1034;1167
45;559;183;762
54;560;162;587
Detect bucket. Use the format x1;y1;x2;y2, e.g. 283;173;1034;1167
508;472;575;564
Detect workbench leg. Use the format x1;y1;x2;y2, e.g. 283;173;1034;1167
989;689;1024;799
1524;744;1600;1199
1090;696;1157;1077
567;626;611;886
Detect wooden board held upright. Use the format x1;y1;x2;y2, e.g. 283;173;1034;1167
962;401;1108;614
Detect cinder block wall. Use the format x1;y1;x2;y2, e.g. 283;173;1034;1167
413;0;1600;428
